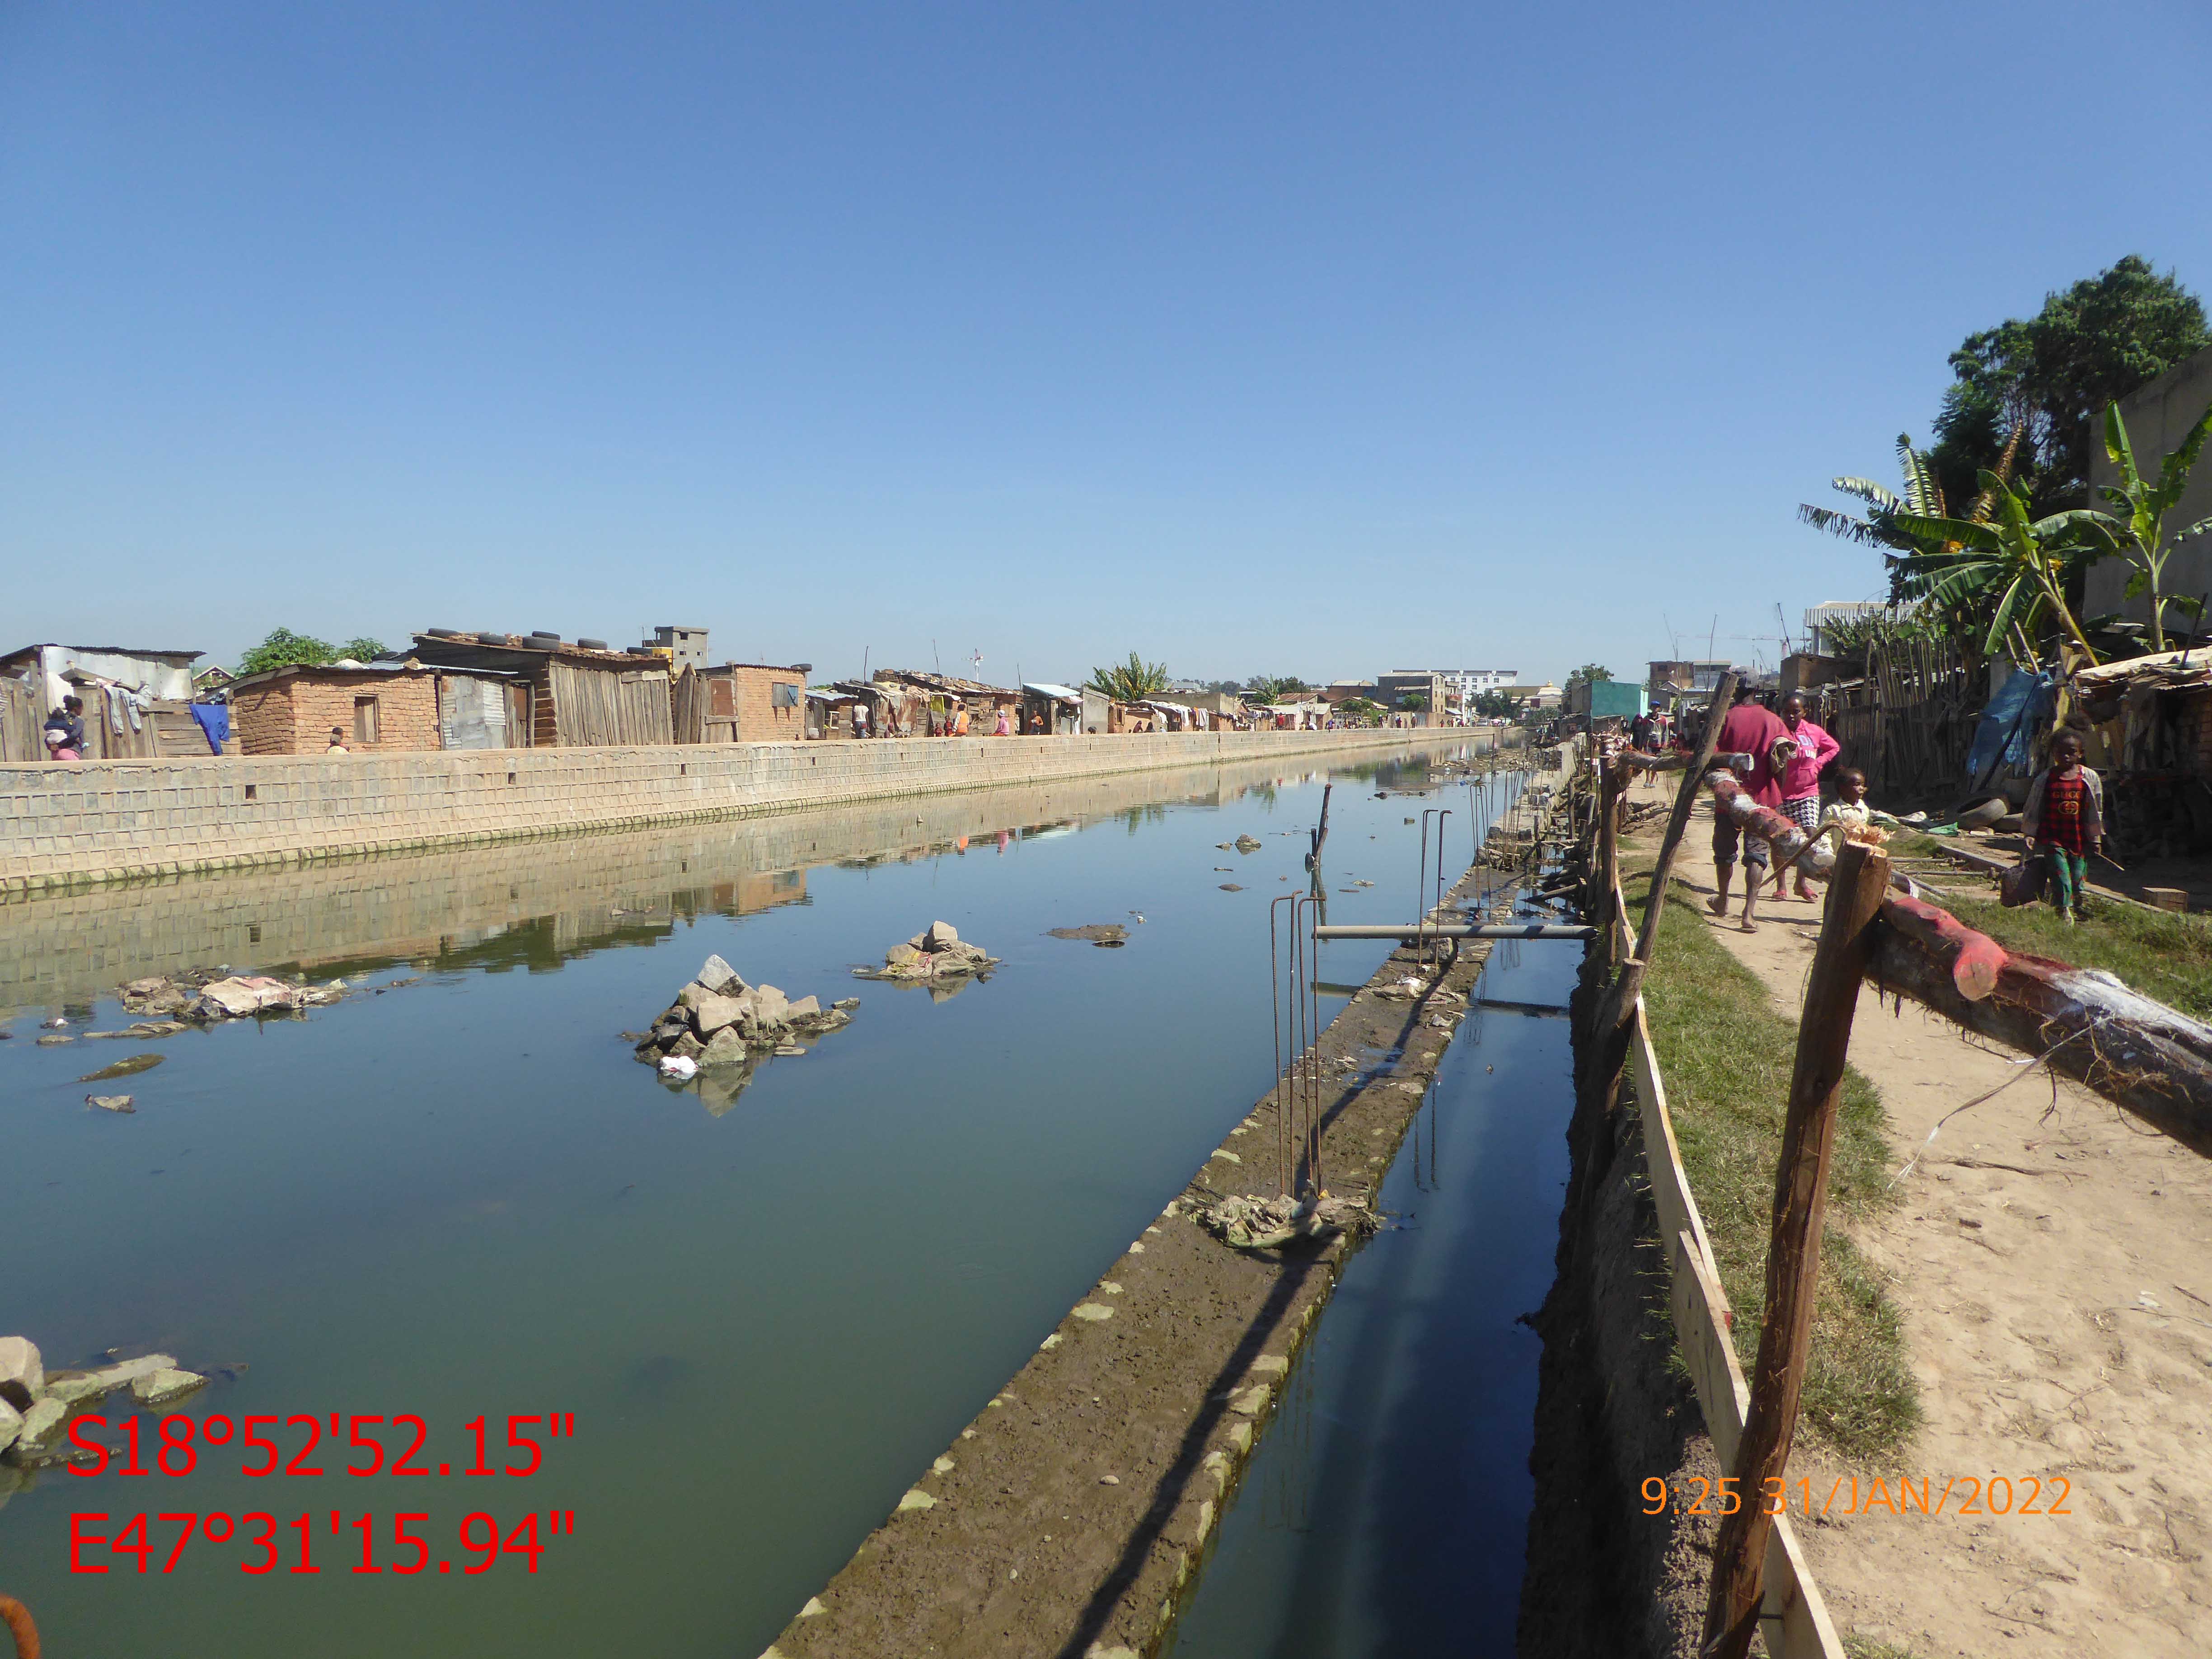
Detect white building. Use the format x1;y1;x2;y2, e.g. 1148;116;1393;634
1395;668;1518;705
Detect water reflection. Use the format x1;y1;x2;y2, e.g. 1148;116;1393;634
0;753;1455;1018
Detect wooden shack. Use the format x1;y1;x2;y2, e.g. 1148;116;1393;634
0;642;214;760
671;662;810;744
405;632;674;747
872;670;1022;736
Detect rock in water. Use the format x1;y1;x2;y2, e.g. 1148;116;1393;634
0;1338;42;1397
132;1368;208;1406
923;919;961;951
682;988;750;1037
699;1027;750;1066
1234;835;1262;852
695;954;747;994
86;1095;136;1113
80;1053;163;1083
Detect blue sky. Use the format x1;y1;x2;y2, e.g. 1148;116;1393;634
5;2;2211;686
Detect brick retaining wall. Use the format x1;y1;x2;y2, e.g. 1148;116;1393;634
0;728;1477;892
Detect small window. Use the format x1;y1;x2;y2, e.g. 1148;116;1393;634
353;695;380;745
773;681;801;709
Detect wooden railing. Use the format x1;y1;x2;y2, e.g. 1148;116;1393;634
1603;880;1848;1659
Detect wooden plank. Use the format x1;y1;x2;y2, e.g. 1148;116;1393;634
1636;1002;1719;1276
1703;844;1891;1659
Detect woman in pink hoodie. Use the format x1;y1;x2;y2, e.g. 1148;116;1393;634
1778;693;1841;900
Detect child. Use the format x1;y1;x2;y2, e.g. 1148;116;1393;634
1814;767;1873;855
2021;732;2104;925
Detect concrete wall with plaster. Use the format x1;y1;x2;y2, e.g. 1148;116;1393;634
0;728;1467;892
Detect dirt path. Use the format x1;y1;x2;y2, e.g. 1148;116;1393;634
1671;827;2212;1657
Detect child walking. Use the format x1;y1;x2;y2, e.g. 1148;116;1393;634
2022;732;2104;924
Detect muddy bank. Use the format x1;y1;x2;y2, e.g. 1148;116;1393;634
758;876;1508;1659
1514;938;1719;1658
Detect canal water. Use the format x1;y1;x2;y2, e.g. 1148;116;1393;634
0;747;1532;1656
1162;894;1577;1658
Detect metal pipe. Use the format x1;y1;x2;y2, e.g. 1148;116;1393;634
1313;923;1596;941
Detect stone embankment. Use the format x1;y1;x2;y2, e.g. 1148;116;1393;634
0;727;1484;892
759;745;1573;1659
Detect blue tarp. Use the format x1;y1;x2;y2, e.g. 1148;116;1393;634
190;702;230;755
1965;670;2054;785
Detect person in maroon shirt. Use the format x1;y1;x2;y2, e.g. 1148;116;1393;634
1706;686;1789;932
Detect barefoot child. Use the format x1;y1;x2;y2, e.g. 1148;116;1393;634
1814;767;1873;855
2022;732;2103;924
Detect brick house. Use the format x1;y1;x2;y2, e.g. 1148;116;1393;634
230;664;448;755
673;662;811;744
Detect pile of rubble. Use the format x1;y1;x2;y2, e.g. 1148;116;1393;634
2;1336;206;1478
631;955;856;1077
1189;1191;1374;1252
126;971;344;1022
853;921;998;983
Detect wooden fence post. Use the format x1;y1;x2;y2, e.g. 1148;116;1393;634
1581;672;1739;1112
1700;840;1890;1659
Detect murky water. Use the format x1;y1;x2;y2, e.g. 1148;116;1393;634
1163;893;1577;1658
0;746;1529;1655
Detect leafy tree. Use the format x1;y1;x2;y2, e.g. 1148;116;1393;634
1335;696;1381;721
2097;399;2212;650
1397;692;1427;712
1244;674;1310;703
1893;472;2119;664
1927;257;2207;513
238;628;337;676
1087;652;1171;703
1472;689;1524;719
1564;663;1615;689
237;628;392;675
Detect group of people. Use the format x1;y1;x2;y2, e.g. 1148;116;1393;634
1642;684;2104;932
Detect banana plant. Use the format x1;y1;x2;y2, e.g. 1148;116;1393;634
1086;652;1171;703
2100;399;2212;651
1890;471;2120;666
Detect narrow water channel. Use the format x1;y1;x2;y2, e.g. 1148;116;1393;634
0;746;1523;1656
1163;895;1578;1657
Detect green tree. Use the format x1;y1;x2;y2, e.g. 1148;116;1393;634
1564;662;1614;689
1397;692;1427;712
1335;697;1381;722
1087;652;1171;703
238;628;337;676
337;637;389;662
2097;399;2212;651
1244;674;1310;703
1472;689;1524;719
1928;257;2207;513
1892;473;2119;664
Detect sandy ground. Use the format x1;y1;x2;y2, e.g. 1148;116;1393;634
1667;814;2212;1658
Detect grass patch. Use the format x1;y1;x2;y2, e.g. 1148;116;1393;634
1625;866;1921;1461
1935;883;2212;1022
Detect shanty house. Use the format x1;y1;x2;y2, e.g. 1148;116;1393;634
872;670;1022;735
0;642;213;760
228;661;525;755
404;632;674;746
671;662;811;744
1020;683;1084;735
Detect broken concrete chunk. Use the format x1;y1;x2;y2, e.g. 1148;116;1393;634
699;1027;750;1067
80;1053;163;1082
45;1354;175;1404
783;995;820;1021
923;919;960;951
15;1397;66;1446
886;942;923;967
0;1399;19;1457
694;954;746;994
195;976;301;1019
132;1368;208;1407
0;1338;42;1397
86;1095;136;1113
684;989;750;1037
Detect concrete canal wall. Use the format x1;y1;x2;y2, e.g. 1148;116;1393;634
0;751;1369;1014
0;727;1476;893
